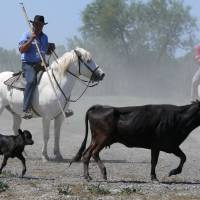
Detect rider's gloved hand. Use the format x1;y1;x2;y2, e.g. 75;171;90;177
46;43;56;55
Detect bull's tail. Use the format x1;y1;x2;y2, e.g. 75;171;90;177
69;107;90;166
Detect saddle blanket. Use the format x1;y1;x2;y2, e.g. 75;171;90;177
4;71;43;90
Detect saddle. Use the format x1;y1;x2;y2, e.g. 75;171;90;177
4;71;44;91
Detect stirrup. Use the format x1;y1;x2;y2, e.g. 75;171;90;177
65;109;74;118
22;110;33;119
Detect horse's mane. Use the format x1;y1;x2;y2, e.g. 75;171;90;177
50;47;92;77
50;50;77;77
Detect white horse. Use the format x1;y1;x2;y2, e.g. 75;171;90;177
0;47;105;161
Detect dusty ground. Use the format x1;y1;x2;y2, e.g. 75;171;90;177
0;96;200;199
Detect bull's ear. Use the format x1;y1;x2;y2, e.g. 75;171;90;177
18;129;23;135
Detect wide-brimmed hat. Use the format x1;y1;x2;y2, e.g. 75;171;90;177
30;15;48;25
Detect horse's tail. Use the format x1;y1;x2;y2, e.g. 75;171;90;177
69;106;91;166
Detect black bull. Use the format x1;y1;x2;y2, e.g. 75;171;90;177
71;101;200;181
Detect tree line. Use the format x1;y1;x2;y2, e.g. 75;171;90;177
0;0;198;98
0;48;21;71
68;0;198;98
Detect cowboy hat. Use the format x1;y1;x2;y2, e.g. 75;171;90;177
30;15;48;25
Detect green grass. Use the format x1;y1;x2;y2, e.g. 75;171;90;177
120;186;138;194
57;184;72;195
0;181;9;192
87;184;111;195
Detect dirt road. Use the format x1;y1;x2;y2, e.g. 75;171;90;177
0;96;200;199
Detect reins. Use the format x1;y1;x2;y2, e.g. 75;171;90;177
49;50;99;103
67;69;99;87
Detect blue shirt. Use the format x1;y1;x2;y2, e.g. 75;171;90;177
19;31;48;63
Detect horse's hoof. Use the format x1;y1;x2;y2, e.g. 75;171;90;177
152;179;159;184
53;154;64;161
42;155;49;162
103;176;107;181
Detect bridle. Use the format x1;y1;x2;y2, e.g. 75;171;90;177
67;49;100;87
50;49;100;104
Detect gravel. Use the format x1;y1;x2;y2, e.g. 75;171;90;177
0;96;199;199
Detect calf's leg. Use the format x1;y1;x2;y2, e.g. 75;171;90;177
151;149;160;182
17;154;26;177
169;147;186;177
0;156;8;173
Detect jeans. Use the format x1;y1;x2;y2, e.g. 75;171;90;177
22;62;37;112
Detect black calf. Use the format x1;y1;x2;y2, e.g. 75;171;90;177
0;129;34;177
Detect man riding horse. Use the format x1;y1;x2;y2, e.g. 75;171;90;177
18;15;73;119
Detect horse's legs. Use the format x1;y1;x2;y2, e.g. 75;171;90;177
5;106;22;135
0;100;6;117
12;114;22;135
169;147;186;177
42;118;50;161
53;114;64;160
0;95;5;109
12;114;28;157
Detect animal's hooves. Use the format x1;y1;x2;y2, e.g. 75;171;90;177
169;172;173;177
85;175;92;181
21;172;26;178
169;170;176;177
42;156;50;162
169;167;182;177
53;154;64;161
152;179;159;184
151;176;159;183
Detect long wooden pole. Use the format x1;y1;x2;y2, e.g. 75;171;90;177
19;2;66;118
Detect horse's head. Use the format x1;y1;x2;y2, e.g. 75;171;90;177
73;47;105;82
